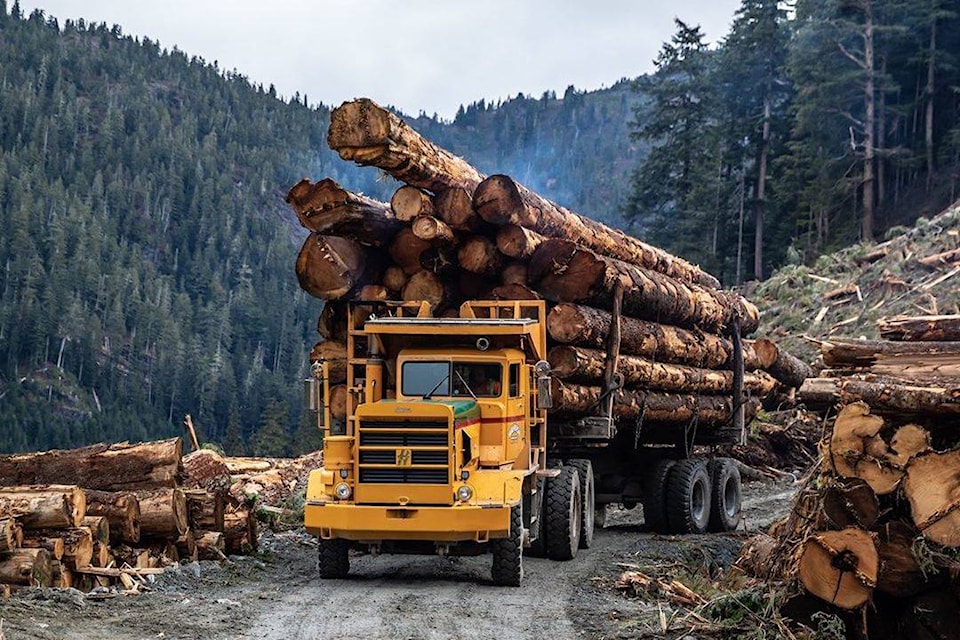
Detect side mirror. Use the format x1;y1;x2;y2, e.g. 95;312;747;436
304;378;320;412
534;360;553;410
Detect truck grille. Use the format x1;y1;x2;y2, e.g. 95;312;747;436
357;419;450;486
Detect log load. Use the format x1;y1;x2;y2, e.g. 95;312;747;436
436;187;483;231
547;303;762;370
548;346;777;395
474;174;721;289
401;271;453;309
753;338;813;388
0;438;182;491
27;527;93;570
296;234;383;300
412;215;456;244
530;239;759;334
388;228;432;276
328;98;485;195
391;186;436;223
457;235;503;276
0;548;52;587
496;225;545;260
286;178;402;244
877;315;960;342
0;486;85;529
137;489;188;538
0;516;22;553
83;490;141;544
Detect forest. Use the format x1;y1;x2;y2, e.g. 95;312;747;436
1;0;958;454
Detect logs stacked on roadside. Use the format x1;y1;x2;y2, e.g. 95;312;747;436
743;314;960;638
293;97;804;441
0;439;323;592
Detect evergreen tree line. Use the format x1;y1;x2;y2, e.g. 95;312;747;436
627;0;960;284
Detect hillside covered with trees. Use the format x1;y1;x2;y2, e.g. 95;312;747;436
2;0;959;454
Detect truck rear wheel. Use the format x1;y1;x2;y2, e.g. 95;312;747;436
568;459;595;549
666;458;711;534
708;458;742;532
317;538;350;579
492;504;523;586
642;459;675;533
545;466;581;560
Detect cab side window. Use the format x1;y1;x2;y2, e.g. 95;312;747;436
509;363;520;397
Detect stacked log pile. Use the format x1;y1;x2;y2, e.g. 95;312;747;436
291;98;806;441
0;439;321;592
742;314;960;638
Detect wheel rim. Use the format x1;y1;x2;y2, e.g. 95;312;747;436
691;478;707;523
571;484;582;549
724;477;739;518
583;475;594;533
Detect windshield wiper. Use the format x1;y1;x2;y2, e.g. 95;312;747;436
454;370;478;400
422;374;450;400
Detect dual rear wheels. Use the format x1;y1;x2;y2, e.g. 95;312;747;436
643;457;742;534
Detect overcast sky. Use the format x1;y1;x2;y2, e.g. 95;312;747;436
17;0;741;119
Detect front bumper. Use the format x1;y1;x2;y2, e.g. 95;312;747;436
304;502;511;543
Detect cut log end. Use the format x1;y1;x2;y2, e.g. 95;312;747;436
798;528;878;609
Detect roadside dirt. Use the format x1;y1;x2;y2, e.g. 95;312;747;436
0;478;796;640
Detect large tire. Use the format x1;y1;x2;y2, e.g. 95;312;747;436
707;458;742;532
666;459;711;534
642;459;675;533
317;538;350;579
568;459;595;549
545;466;581;560
527;477;547;558
492;504;523;586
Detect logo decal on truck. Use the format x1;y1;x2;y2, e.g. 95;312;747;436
396;448;413;467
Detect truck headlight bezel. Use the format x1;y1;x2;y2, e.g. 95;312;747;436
457;485;473;502
334;482;353;500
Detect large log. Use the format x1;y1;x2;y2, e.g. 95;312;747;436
496;224;546;260
388;228;432;276
84;490;141;544
382;265;409;294
547;303;761;370
328;98;485;195
286;178;402;244
798;377;840;410
28;527;93;570
390;186;435;223
904;448;960;547
137;489;188;538
22;535;65;561
0;439;182;492
223;502;259;554
457;236;503;276
401;271;452;309
839;376;960;416
530;239;758;334
820;338;960;368
181;449;232;494
0;486;85;529
0;516;22;553
474;174;720;289
753;339;813;388
798;528;878;610
184;489;225;533
550;380;736;426
296;234;382;300
436;187;483;231
548;346;776;395
877;315;960;342
0;548;52;587
412;215;456;244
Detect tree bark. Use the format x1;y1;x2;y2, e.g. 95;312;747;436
328;98;485;194
798;528;878;609
22;535;64;561
877;315;960;342
390;185;435;223
861;0;876;242
547;303;761;369
489;284;541;300
185;489;225;533
839;376;960;417
496;224;545;260
0;548;52;586
474;174;721;289
296;234;382;300
137;488;188;538
286;178;401;244
798;377;840;411
27;527;93;570
436;187;483;231
753;338;814;388
548;345;776;395
181;449;232;494
0;439;183;492
820;338;960;367
457;236;503;276
530;239;759;334
0;516;22;553
875;521;928;598
84;490;141;544
0;486;86;529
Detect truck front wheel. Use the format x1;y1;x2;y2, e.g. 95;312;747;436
492;504;523;586
545;466;582;560
317;538;350;579
708;458;742;532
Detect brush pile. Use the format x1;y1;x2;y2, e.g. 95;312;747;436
290;98;808;443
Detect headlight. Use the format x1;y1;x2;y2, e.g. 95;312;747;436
457;485;473;502
335;483;352;500
460;470;470;481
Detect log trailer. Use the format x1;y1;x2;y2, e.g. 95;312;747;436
304;299;745;586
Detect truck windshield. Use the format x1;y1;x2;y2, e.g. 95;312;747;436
402;362;450;397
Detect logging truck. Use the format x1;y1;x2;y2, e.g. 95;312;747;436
303;299;746;586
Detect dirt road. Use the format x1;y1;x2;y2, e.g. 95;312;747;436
0;479;794;640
